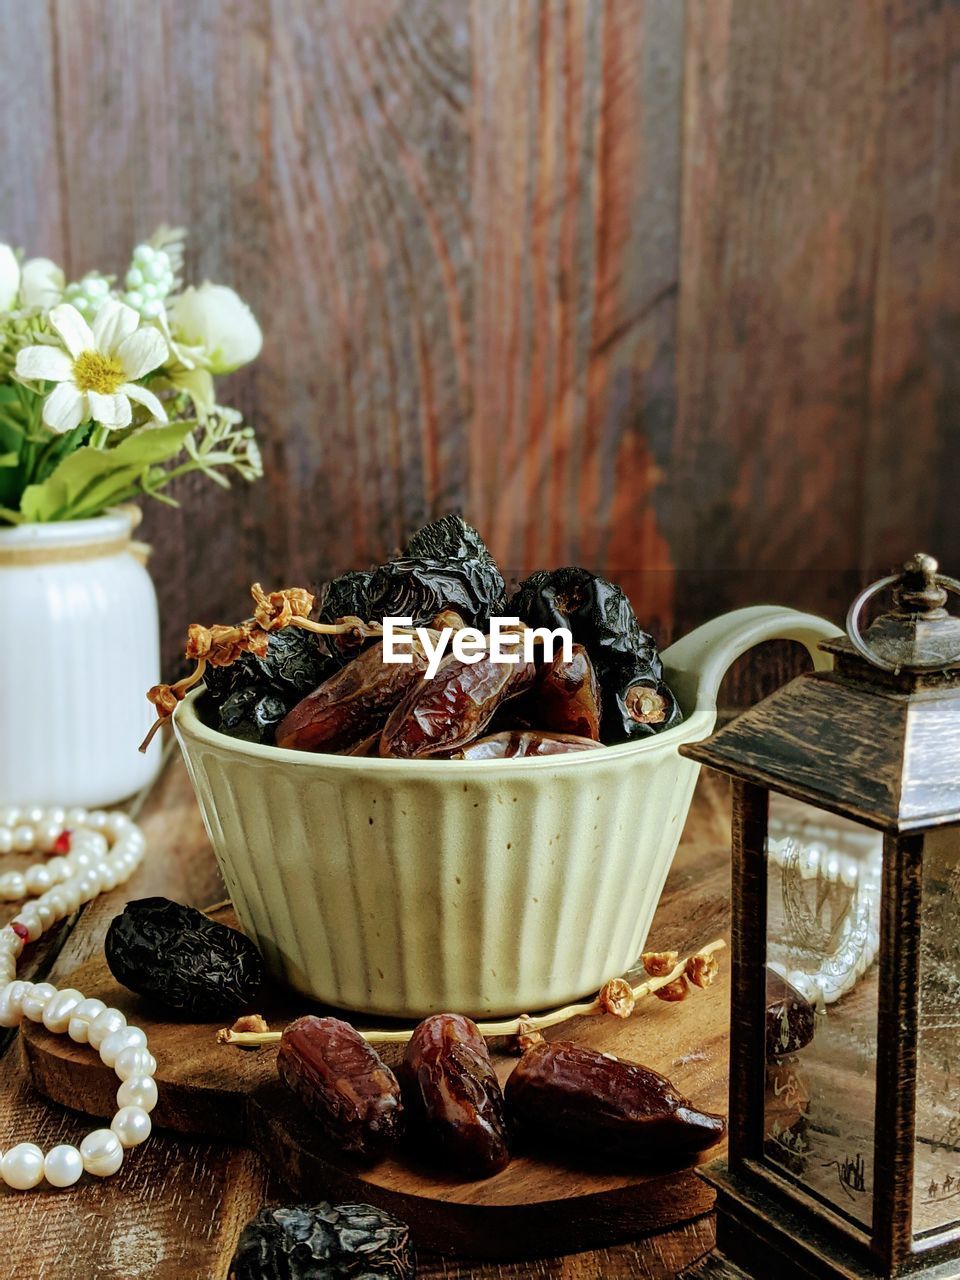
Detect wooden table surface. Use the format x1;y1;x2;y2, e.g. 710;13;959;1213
0;748;731;1280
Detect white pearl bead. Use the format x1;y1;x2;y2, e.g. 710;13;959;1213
0;827;12;854
35;902;57;929
0;806;19;828
34;820;62;854
0;981;26;1028
114;1047;158;1080
111;1105;152;1148
0;871;25;900
24;806;44;825
68;997;107;1044
24;865;53;894
0;959;15;984
87;1007;126;1049
0;928;21;955
43;889;68;919
86;811;109;831
45;856;68;879
44;807;66;826
100;1025;147;1068
21;981;57;1021
12;825;34;852
117;1074;158;1113
64;807;87;826
106;812;133;838
42;988;84;1034
76;868;102;900
1;1143;45;1189
69;849;92;871
43;1143;83;1188
80;1129;123;1177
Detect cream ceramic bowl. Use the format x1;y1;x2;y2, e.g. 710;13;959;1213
174;605;839;1018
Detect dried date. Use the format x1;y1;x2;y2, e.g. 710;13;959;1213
278;1016;404;1159
105;898;265;1019
531;644;602;739
276;639;431;753
380;650;536;758
229;1201;414;1280
401;1013;511;1178
505;1041;726;1160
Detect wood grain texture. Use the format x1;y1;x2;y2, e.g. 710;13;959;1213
6;0;954;700
0;757;729;1279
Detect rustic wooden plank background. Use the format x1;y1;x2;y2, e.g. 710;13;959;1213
1;0;958;697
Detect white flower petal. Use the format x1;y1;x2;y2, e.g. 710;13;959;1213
92;298;139;352
42;382;86;434
48;303;95;358
20;258;65;309
15;345;73;383
122;382;168;423
87;390;132;429
117;326;168;379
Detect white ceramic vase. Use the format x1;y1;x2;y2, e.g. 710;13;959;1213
0;510;163;807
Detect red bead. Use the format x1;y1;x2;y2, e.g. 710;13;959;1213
52;830;72;855
10;922;29;942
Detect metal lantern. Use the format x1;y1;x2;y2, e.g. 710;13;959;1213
680;555;960;1280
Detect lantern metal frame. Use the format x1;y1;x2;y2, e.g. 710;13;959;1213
680;556;960;1280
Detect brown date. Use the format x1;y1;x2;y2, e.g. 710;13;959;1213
532;644;602;739
401;1013;511;1177
380;649;536;758
455;730;603;759
277;1015;403;1159
505;1041;725;1160
276;639;430;753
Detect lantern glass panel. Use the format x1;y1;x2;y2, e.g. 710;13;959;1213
913;824;960;1242
762;796;883;1228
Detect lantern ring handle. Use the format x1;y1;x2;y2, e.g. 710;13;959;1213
846;573;960;672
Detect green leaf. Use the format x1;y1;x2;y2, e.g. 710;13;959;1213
18;422;193;522
0;451;19;468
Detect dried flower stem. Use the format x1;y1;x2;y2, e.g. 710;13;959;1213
217;938;726;1049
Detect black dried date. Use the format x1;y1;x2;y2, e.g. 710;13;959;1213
278;1016;404;1159
505;1041;725;1160
511;567;682;743
105;898;264;1019
229;1201;415;1280
401;1013;511;1178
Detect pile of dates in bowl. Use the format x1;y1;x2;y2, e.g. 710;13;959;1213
200;515;683;759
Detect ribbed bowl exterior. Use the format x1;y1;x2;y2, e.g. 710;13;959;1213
175;693;708;1017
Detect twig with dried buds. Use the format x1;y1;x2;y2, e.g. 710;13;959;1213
216;937;726;1051
138;581;420;752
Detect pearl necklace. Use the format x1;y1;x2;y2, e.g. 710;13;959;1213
0;806;155;1189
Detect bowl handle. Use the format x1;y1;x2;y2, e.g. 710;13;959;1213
661;605;842;714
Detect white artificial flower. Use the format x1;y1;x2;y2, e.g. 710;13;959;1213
169;282;262;373
19;257;65;309
0;244;20;311
14;299;168;433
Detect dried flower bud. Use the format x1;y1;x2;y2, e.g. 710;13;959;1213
599;977;636;1019
654;976;689;1003
147;683;180;717
232;1014;269;1035
512;1017;545;1055
251;582;315;632
642;950;679;978
686;950;720;989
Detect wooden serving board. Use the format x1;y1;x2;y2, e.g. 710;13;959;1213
20;814;732;1263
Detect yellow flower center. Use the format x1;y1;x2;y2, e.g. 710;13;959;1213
72;350;126;395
